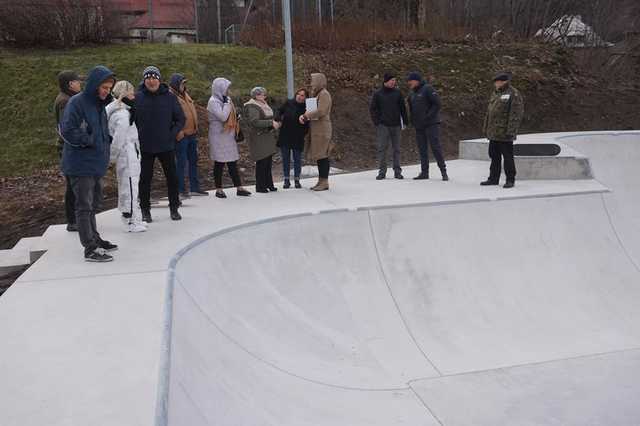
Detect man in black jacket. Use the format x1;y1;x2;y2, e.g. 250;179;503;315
370;73;408;180
407;72;448;181
135;66;186;222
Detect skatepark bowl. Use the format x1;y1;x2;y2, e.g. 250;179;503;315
161;132;640;425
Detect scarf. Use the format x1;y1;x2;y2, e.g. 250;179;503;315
122;97;136;126
224;102;240;136
244;98;273;117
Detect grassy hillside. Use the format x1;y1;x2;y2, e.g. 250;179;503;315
0;44;285;177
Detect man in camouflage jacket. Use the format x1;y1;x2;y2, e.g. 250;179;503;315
481;72;524;188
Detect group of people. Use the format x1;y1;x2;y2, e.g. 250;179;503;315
55;65;335;262
55;62;523;263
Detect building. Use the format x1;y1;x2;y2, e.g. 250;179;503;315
535;15;613;48
112;0;196;43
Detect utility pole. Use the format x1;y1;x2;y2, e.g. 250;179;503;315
330;0;334;26
282;0;294;98
148;0;154;42
194;0;199;43
217;0;222;43
317;0;322;26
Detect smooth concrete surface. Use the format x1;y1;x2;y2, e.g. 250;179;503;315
459;134;594;179
0;131;638;426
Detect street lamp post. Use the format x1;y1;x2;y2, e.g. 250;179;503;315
282;0;295;98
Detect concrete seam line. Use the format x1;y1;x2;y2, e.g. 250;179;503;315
366;210;443;376
154;268;176;426
406;345;640;385
357;197;492;212
15;268;169;285
175;278;411;392
407;385;445;426
494;189;610;203
600;193;640;273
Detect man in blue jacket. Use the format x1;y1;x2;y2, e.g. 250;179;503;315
407;72;448;181
61;65;118;262
135;66;186;223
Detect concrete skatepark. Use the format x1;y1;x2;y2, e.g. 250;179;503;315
0;131;639;425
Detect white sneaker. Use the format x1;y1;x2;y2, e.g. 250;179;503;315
127;223;147;233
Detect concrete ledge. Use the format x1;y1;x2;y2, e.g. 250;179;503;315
459;136;593;180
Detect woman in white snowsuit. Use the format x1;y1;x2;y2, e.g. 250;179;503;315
107;81;147;233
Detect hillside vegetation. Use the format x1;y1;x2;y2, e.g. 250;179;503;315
0;44;285;177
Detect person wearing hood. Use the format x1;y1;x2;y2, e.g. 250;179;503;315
106;80;147;233
168;73;207;199
300;73;333;191
207;77;251;199
243;87;280;193
60;65;118;262
135;66;185;223
407;72;448;181
370;73;408;180
54;70;83;232
481;71;524;189
276;88;308;189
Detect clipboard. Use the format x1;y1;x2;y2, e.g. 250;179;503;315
305;97;319;120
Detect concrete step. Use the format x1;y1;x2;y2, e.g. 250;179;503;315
459;138;593;180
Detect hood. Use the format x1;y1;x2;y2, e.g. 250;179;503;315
212;78;231;101
310;73;327;93
169;73;185;93
83;65;115;101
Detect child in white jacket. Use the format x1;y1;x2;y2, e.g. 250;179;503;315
107;81;147;233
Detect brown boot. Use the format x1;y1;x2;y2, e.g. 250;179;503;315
312;178;329;191
310;178;321;190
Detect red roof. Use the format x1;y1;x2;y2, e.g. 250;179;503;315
120;0;195;30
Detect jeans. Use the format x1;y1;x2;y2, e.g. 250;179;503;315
255;155;275;191
175;135;201;193
317;158;330;179
213;161;242;188
64;175;76;225
376;125;402;175
281;146;302;179
68;176;102;255
488;140;516;182
139;150;180;211
415;125;446;174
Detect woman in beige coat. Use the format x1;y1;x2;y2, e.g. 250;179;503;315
300;73;333;191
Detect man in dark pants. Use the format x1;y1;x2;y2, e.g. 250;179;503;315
481;71;525;189
407;72;448;181
370;73;409;180
135;66;186;223
54;70;83;232
60;65;118;262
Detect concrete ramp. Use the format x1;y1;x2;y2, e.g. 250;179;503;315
167;133;640;426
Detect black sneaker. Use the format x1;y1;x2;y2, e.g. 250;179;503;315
480;180;499;186
294;180;302;189
503;181;515;189
215;190;227;199
99;240;118;252
283;179;291;189
268;186;278;192
170;209;182;221
413;173;429;180
85;249;113;263
376;174;386;180
256;188;269;193
66;223;78;232
237;189;252;197
442;171;449;181
142;209;153;223
394;173;404;180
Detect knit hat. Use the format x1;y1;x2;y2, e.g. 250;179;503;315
383;73;395;83
406;71;423;82
143;66;161;80
493;71;512;82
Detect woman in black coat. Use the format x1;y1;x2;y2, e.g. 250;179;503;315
276;88;309;189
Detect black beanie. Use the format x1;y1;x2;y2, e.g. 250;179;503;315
383;73;395;83
407;71;423;82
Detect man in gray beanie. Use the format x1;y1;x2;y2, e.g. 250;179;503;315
135;66;185;222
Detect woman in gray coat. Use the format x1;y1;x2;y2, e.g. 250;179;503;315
207;77;251;198
243;87;281;193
